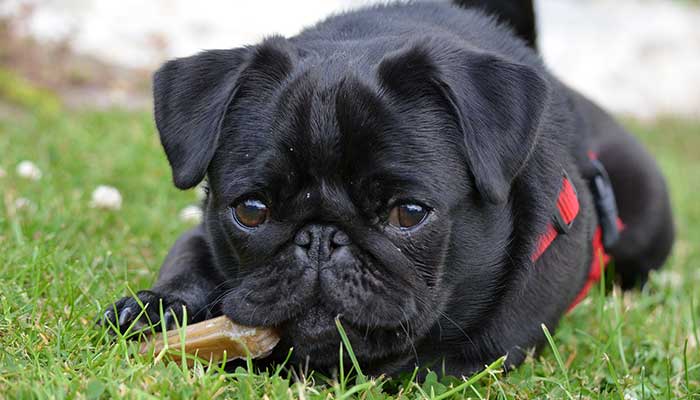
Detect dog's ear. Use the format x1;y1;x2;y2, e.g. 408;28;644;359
153;38;294;189
378;43;548;204
153;48;247;189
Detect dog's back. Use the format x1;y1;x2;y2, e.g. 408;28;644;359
291;2;538;67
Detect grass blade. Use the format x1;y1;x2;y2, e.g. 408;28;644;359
603;353;625;400
683;339;690;399
541;323;571;393
335;317;365;384
432;356;505;400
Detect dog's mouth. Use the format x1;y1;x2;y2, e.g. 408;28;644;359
283;304;338;341
219;278;440;370
218;246;437;368
279;305;343;358
255;303;417;369
220;285;422;366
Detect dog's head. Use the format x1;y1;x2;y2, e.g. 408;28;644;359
153;36;548;369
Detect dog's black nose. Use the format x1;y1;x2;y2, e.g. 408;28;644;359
294;224;350;262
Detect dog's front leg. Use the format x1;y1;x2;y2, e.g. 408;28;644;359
101;226;225;333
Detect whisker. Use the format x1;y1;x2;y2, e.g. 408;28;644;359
398;306;419;366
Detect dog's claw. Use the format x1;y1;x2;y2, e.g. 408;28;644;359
102;309;115;326
163;305;187;330
163;310;175;330
118;307;133;327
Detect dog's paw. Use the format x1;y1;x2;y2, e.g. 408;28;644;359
99;290;188;335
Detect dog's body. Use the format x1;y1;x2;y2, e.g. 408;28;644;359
104;1;674;376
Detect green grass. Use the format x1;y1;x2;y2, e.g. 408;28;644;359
1;93;699;398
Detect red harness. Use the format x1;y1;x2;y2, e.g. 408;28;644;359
531;174;622;311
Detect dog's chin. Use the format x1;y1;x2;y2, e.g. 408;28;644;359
251;304;414;370
279;305;345;366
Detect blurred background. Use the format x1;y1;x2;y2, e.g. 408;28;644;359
1;0;699;118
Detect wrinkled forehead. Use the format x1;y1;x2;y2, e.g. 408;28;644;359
211;69;468;204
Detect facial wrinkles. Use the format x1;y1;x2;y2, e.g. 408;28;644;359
306;82;343;177
277;75;362;223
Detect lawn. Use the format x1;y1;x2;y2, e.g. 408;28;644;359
1;87;699;398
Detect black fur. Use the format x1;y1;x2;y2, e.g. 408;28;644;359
103;1;674;376
454;0;538;49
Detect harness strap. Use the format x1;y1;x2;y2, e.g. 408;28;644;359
567;223;617;311
531;165;623;311
531;175;579;262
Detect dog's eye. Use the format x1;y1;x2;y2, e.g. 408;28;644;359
388;203;428;229
233;198;268;228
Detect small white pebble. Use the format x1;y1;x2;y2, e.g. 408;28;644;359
16;160;42;180
14;197;36;212
90;185;122;210
179;205;203;224
0;167;6;178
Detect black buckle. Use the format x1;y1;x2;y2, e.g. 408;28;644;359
589;159;621;249
552;170;576;235
552;209;573;234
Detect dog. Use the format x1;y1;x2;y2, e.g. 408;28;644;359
102;0;674;376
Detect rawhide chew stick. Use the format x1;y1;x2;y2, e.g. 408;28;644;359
140;315;279;364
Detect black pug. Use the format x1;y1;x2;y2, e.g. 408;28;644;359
103;0;674;376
